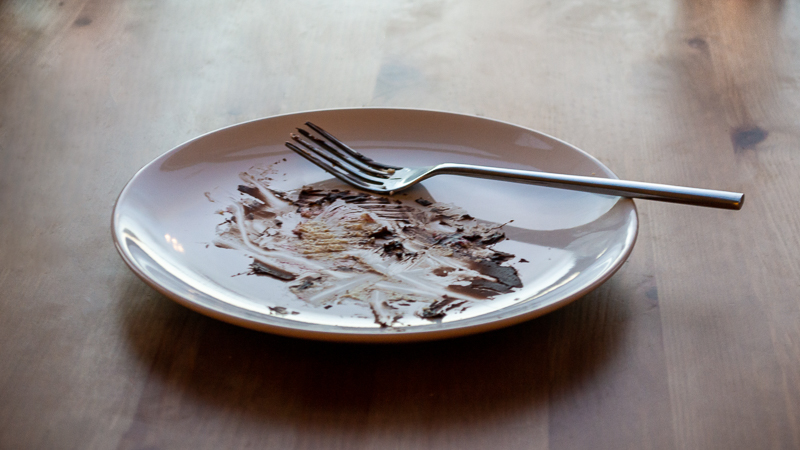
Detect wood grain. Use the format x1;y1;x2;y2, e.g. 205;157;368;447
1;0;799;448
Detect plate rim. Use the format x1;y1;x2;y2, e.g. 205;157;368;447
111;107;639;343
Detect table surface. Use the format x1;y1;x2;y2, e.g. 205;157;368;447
2;1;800;448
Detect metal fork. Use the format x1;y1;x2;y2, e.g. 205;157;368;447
285;122;744;210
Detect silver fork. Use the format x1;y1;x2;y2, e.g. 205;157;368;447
285;122;744;210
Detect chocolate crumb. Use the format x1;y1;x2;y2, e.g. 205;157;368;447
369;226;393;239
382;240;405;256
432;267;455;277
249;260;296;281
269;306;289;314
481;232;505;245
292;278;317;291
490;250;515;262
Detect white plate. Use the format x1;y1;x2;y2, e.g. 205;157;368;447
112;108;637;342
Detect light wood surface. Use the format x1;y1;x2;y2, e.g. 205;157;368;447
2;0;799;448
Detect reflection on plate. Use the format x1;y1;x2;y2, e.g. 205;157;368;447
112;108;637;342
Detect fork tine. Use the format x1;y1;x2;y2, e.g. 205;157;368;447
289;134;389;186
285;141;383;191
304;122;402;171
296;128;391;179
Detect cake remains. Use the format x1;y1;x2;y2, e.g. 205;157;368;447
213;170;522;326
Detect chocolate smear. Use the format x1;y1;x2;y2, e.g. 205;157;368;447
238;185;267;203
418;296;467;319
448;259;522;298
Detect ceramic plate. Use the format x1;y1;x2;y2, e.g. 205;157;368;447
112;108;637;342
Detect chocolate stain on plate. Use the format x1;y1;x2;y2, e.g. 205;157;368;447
213;169;522;327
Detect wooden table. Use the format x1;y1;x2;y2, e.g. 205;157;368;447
2;1;799;448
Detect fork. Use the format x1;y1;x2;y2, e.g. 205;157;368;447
285;122;744;210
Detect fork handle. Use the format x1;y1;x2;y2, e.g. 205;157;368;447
433;163;744;210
